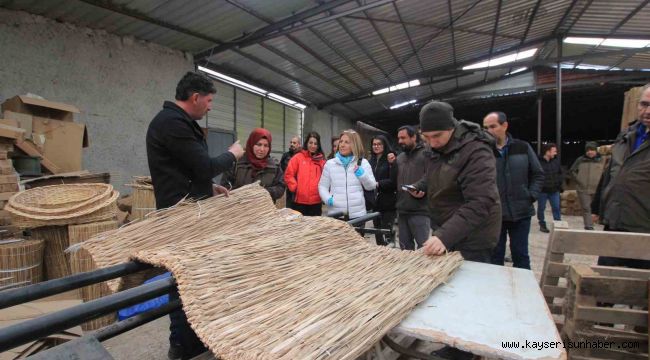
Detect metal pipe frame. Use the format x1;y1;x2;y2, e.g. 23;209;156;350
0;261;152;310
0;277;176;352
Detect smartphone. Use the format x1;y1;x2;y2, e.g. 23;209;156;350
401;184;418;192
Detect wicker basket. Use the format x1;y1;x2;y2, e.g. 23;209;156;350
68;221;119;331
8;184;114;215
0;238;44;289
28;227;70;280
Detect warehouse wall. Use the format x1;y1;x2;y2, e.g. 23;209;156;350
303;107;353;156
0;9;193;193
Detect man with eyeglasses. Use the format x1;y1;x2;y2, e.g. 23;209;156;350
591;83;650;269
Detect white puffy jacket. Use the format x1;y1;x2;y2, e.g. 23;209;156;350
318;157;377;219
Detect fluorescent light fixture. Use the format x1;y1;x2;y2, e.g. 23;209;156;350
564;37;603;46
198;66;267;94
507;67;527;75
372;79;421;96
372;88;390;95
198;66;306;110
601;38;650;48
390;99;416;110
563;37;650;48
268;93;296;105
462;48;538;70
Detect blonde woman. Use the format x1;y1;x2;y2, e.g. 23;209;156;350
319;129;377;219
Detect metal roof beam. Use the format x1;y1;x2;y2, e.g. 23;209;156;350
336;17;394;83
342;15;520;39
194;0;396;60
484;0;503;82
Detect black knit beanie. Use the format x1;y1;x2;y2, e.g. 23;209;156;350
419;101;458;131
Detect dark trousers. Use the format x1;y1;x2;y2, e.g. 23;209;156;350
372;210;396;246
169;291;206;359
492;217;531;269
398;214;430;250
597;226;650;269
460;248;492;263
285;190;295;209
292;203;322;216
537;192;561;226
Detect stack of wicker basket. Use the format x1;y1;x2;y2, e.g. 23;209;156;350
126;176;156;221
0;238;44;290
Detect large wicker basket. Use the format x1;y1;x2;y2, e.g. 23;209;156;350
8;184;114;215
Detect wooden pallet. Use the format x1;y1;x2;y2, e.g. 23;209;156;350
539;221;650;329
562;264;648;359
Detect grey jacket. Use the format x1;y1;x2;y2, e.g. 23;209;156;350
495;134;545;222
598;121;650;232
391;142;429;216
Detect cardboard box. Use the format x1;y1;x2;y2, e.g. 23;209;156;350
3;111;33;139
0;123;25;141
1;95;79;122
0;160;13;175
0;174;18;184
31;118;88;172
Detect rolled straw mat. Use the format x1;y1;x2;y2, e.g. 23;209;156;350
77;183;463;359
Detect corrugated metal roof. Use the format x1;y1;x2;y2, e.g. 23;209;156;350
3;0;649;122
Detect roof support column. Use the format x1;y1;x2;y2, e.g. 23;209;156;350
537;93;542;154
556;36;563;161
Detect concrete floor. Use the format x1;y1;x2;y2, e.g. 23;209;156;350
103;210;599;359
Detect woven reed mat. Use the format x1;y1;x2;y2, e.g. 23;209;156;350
77;183;463;359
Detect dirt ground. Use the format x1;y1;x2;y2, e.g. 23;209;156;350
103;210;599;359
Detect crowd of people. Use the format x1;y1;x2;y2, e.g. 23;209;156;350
147;72;650;359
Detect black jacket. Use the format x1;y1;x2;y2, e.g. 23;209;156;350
495;134;545;222
415;121;501;251
146;101;235;209
391;142;429;216
369;135;396;212
280;149;298;172
539;156;563;193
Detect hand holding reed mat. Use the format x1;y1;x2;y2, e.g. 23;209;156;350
76;183;463;359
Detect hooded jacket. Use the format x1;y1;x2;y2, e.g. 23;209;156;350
415;120;501;251
318;156;377;219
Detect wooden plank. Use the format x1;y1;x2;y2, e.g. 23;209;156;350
552;229;650;260
547;262;569;277
580;277;648;307
591;266;650;280
540;221;569;304
549;304;564;315
575;306;648;326
543;285;567;299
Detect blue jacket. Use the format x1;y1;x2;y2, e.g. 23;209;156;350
495;134;545;221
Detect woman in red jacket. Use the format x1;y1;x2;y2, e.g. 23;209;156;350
284;131;326;216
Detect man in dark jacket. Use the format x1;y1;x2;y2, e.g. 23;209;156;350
411;102;501;262
592;83;650;269
569;141;604;230
369;134;396;246
280;135;301;208
537;143;562;233
483;111;544;270
146;72;244;359
390;126;430;250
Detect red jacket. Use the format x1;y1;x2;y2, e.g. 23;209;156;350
284;150;325;205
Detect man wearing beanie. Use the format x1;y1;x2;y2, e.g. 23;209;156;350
409;101;501;262
409;101;501;360
483;111;544;270
569;141;605;230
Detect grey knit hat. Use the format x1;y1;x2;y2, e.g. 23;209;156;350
419;101;458;131
585;141;598;151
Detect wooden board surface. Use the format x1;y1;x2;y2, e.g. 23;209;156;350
395;261;566;360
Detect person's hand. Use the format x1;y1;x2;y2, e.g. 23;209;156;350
213;184;229;197
591;214;599;224
228;140;244;159
387;153;396;164
353;166;364;177
423;236;446;256
408;188;425;198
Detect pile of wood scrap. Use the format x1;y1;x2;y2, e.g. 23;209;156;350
560;190;583;216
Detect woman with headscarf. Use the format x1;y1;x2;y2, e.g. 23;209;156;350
369;134;397;246
219;128;285;201
284;131;326;216
319;129;377;219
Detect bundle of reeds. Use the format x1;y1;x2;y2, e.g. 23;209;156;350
126;176;155;221
68;220;118;331
30;226;70;280
0;238;44;289
77;183;463;359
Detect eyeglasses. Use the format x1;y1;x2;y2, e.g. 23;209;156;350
639;101;650;109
